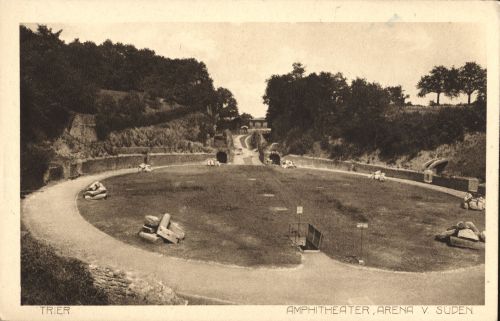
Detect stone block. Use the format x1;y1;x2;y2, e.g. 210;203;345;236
458;228;479;241
144;215;160;227
157;226;179;244
449;236;484;250
169;222;185;239
139;231;160;243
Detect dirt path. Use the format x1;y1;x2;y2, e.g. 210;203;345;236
233;134;261;165
22;162;485;305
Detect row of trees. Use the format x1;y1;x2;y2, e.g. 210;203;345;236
20;25;242;189
264;63;486;159
264;63;405;145
21;25;241;146
417;63;486;105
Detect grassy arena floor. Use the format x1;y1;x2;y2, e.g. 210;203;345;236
78;165;485;272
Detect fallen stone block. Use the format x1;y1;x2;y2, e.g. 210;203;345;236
479;231;486;242
141;225;156;234
159;213;171;229
138;163;153;172
449;236;484;250
87;181;101;191
169;222;185;239
462;193;485;210
435;229;456;241
84;187;107;197
157;226;179;244
84;193;107;200
144;215;160;227
457;228;479;241
464;221;479;234
139;231;160;243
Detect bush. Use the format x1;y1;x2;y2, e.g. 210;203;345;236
21;232;108;305
21;143;54;190
285;130;314;155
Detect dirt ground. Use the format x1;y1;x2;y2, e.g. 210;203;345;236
78;165;484;272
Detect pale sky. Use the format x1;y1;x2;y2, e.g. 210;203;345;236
28;23;486;117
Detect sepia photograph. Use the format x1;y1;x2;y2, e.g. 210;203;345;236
1;1;498;321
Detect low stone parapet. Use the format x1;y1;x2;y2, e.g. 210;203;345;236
45;153;215;184
283;154;485;195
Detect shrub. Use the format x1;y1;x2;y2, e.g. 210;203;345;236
21;143;54;190
21;232;108;305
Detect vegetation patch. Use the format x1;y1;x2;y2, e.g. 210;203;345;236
21;231;108;305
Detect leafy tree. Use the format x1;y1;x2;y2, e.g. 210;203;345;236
445;66;461;99
417;66;456;105
204;87;239;133
458;62;486;104
263;63;350;143
342;78;390;150
386;85;409;105
239;113;253;125
215;87;239;119
20;25;98;145
291;62;306;79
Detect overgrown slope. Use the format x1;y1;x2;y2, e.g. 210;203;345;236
53;112;213;159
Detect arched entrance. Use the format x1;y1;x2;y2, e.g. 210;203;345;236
269;153;281;165
216;151;228;164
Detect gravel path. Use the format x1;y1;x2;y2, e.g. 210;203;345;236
22;161;484;304
233;134;261;165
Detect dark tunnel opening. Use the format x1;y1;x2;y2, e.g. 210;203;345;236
269;153;281;165
216;151;228;164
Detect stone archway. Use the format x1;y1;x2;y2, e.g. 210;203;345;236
269;153;281;165
216;151;228;164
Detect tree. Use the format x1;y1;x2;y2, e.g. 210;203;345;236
263;64;349;144
215;87;239;119
386;85;409;105
238;113;253;127
343;78;390;149
291;62;306;79
205;87;239;133
458;62;486;104
417;66;457;105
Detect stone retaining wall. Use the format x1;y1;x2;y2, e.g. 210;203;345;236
283;154;486;195
47;153;214;182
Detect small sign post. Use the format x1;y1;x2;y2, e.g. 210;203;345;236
296;206;303;244
356;222;368;265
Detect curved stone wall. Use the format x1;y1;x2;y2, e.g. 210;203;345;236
283;154;486;195
46;153;215;183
